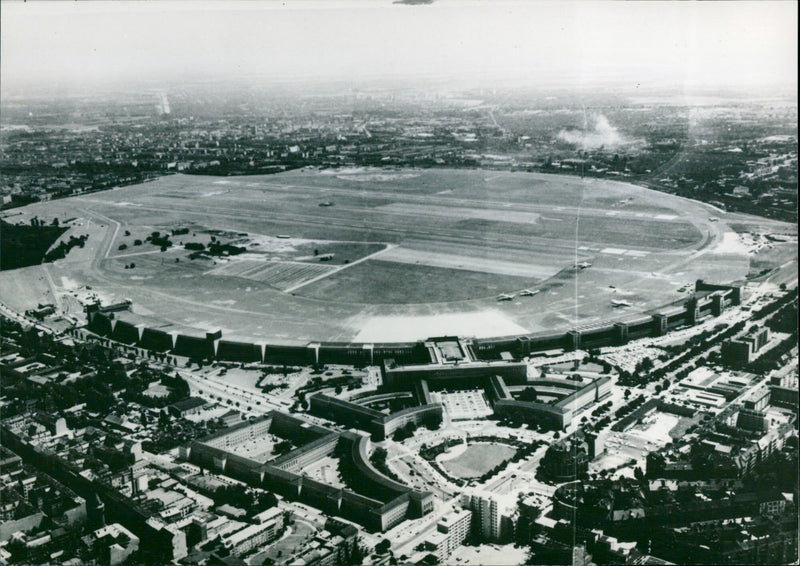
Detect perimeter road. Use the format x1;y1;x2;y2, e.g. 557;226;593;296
83;208;122;260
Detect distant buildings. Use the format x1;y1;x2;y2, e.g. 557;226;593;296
646;410;796;480
651;514;798;565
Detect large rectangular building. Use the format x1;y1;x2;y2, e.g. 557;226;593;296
185;411;434;532
382;337;528;388
425;508;473;562
722;327;771;365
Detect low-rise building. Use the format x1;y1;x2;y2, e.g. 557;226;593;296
769;374;799;409
221;509;284;556
82;523;140;566
168;397;209;418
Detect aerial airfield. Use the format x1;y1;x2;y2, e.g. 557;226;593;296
0;167;794;345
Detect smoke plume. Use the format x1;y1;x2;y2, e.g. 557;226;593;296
556;114;628;149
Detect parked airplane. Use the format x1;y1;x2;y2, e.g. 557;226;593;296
578;261;592;269
519;289;540;297
497;293;515;301
611;299;632;307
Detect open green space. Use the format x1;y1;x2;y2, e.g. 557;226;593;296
299;259;543;304
440;442;518;479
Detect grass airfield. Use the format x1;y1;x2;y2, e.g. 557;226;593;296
1;167;791;344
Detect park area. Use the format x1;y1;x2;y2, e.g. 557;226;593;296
439;442;517;479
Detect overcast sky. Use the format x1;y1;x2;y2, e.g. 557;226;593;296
2;1;797;93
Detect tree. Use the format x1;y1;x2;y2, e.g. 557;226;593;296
348;543;365;565
375;539;391;554
624;388;631;400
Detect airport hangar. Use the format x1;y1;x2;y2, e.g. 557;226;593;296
86;278;740;365
87;279;740;434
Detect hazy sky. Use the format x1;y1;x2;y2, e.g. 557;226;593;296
1;1;797;93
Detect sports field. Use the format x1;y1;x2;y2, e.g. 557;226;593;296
0;167;784;344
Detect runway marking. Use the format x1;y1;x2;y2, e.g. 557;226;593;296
41;264;62;312
282;244;397;294
83;209;122;260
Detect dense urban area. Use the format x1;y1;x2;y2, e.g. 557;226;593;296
0;82;797;566
1;85;797;222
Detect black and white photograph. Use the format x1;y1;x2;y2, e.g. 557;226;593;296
0;1;797;564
